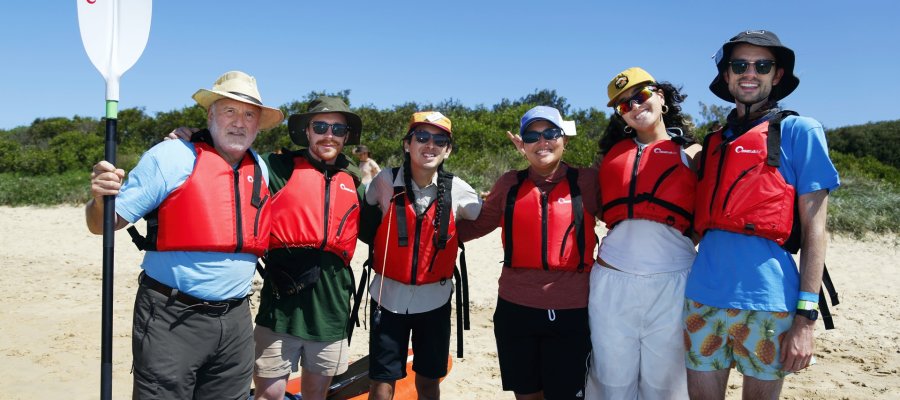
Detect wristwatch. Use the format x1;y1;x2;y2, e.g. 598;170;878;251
796;308;819;321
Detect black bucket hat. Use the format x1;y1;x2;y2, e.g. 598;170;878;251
709;30;799;102
287;96;362;146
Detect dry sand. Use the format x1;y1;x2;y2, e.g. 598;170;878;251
0;205;897;399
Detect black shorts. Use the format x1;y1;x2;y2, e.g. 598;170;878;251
493;297;591;399
369;299;451;381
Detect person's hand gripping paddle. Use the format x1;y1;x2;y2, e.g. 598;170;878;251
76;1;151;398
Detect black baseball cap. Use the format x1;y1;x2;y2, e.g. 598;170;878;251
709;30;799;102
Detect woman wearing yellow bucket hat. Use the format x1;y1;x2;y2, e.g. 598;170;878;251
585;67;701;399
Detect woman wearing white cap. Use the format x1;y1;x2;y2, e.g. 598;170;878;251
586;67;700;399
457;105;600;400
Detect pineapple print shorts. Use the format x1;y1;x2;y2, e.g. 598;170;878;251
682;299;795;380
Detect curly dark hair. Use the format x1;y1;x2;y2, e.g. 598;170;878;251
598;81;695;155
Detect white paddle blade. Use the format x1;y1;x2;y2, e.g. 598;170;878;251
77;0;152;101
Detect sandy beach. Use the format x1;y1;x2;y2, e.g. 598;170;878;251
0;205;896;399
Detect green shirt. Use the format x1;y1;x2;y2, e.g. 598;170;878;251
253;149;362;341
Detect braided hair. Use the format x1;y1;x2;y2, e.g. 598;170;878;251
402;135;454;248
599;81;695;155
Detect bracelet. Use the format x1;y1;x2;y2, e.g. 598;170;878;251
798;291;819;302
797;300;819;311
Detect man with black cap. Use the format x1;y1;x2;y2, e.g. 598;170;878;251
683;30;840;399
87;70;283;399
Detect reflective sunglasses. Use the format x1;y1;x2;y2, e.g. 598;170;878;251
728;59;776;75
521;127;564;144
411;130;451;147
614;86;657;115
311;121;351;137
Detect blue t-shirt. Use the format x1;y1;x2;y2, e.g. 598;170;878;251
116;139;270;301
685;115;840;311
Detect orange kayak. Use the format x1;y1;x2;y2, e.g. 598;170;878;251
281;349;452;400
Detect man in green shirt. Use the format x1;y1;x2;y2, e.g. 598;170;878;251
253;96;364;400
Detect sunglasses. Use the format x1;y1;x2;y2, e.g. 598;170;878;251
728;59;776;75
614;86;657;115
411;130;451;147
310;121;351;137
521;127;564;144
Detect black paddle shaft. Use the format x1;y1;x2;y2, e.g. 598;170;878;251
101;117;117;400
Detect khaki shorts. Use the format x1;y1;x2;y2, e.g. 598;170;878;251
254;325;349;378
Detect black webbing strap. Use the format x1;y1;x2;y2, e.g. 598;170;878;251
502;170;529;268
434;172;454;249
819;264;839;330
696;131;717;181
126;209;159;251
565;168;587;272
391;168;409;247
765;110;799;167
346;260;366;344
250;154;264;208
452;242;469;358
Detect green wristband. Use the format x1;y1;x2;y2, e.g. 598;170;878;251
797;300;819;311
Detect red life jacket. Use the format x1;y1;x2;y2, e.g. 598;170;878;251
694;113;797;245
501;167;596;272
152;142;271;256
268;156;360;265
373;169;458;285
599;139;695;234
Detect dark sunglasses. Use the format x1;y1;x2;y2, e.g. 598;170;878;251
411;130;451;147
728;59;776;75
614;86;657;115
311;121;351;137
521;127;564;144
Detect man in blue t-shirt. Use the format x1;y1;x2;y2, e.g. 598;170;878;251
85;71;284;399
684;30;840;399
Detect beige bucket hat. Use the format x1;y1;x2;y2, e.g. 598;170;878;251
192;70;284;130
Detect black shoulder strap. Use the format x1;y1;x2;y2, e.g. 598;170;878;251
391;168;409;247
502;170;529;268
249;151;264;208
765;110;799;167
565;167;587;272
435;171;455;249
696;130;718;181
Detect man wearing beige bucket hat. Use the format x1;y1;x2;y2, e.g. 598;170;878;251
85;70;282;399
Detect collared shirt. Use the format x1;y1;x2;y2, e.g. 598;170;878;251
116;139;269;301
365;166;481;314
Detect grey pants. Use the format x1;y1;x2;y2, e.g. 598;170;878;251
131;284;253;399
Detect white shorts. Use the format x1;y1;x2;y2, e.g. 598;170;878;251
585;263;689;400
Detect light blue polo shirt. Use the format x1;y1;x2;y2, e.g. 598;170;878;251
685;115;840;311
116;139;269;301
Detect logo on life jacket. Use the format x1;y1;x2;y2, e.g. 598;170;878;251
339;183;356;193
735;145;762;154
653;147;677;155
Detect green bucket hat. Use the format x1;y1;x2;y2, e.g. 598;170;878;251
287;96;362;146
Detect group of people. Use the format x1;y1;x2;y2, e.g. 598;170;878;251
86;29;839;400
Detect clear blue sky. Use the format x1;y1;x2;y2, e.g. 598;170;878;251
2;1;898;130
